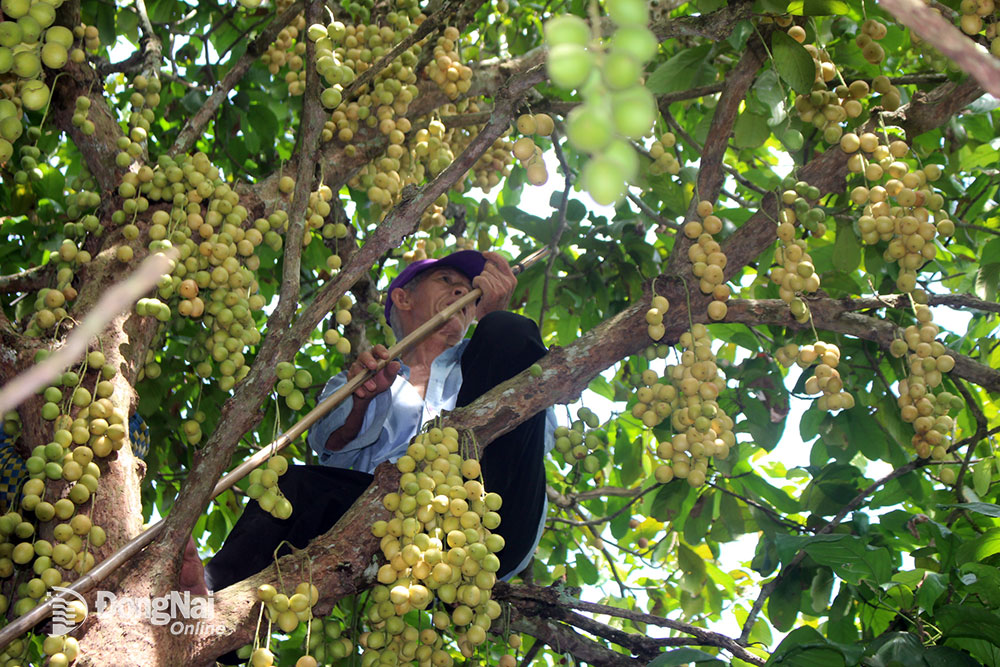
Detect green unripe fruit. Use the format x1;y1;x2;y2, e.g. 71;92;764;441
19;79;49;111
46;25;74;48
605;0;648;26
610;26;657;62
1;0;29;18
17;15;41;43
565;104;612;153
276;361;295;379
544;14;591;46
547;43;595;89
602;50;641;90
581;155;627;206
321;86;343;109
0;21;23;46
612;86;656;139
12;50;41;78
41;42;68;69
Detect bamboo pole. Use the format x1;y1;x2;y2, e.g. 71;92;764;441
0;247;550;649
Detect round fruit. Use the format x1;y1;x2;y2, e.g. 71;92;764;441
565;104;612;153
544;14;591;47
547;43;595;89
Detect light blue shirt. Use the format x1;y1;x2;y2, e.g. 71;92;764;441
306;339;555;579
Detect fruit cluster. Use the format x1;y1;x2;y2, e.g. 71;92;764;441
303;614;354;664
649;325;734;487
646;132;680;176
645;294;669;341
0;3;93;162
247;455;293;520
553;407;605;474
684;201;731;321
777;342;855;411
250;579;320;666
545;0;659;205
890;300;959;459
769;179;825;320
511;112;555;186
367;426;509;663
40;634;81;667
841;132;953;293
958;0;998;40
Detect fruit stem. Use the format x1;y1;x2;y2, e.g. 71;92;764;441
36;72;66;137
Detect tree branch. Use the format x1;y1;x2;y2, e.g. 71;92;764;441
0;265;50;294
737;420;1000;644
497;583;766;665
722;297;1000;394
881;0;1000;99
169;0;305;156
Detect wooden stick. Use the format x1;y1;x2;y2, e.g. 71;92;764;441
0;247;551;649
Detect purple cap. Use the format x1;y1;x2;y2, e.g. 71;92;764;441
384;250;487;321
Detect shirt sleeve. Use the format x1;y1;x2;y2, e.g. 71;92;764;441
306;372;393;470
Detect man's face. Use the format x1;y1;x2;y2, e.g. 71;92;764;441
393;267;476;344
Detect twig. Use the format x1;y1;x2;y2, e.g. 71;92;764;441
341;0;458;102
951;380;986;499
170;0;306;156
627;192;681;232
737;422;998;644
539;133;572;331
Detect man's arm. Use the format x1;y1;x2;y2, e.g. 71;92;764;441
323;344;399;452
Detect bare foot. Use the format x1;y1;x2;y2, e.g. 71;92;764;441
179;536;209;595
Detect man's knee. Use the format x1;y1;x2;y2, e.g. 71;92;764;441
474;311;542;353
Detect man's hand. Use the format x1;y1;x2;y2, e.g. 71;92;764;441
473;251;517;319
348;344;400;400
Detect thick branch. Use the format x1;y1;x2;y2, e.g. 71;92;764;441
0;265;50;294
156;0;328;575
665;28;768;273
881;0;1000;99
723;298;1000;394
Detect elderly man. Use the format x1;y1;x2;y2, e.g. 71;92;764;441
204;250;553;593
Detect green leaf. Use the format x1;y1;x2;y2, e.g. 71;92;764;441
917;571;947;614
647;648;724;666
939;502;1000;518
803;535;892;585
771;31;816;95
975;263;1000;302
648;481;691;522
499;206;554;244
574;552;599;585
767;572;806;633
613;434;643;487
833;220;861;273
862;632;927;667
737;473;800;513
983;237;1000;264
774;533;848;564
733;111;771;149
936;604;1000;648
957;527;1000;564
923;645;986;667
973;460;994;498
786;0;850;13
646;45;713;94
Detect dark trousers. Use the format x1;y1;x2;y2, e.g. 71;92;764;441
205;311;548;592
